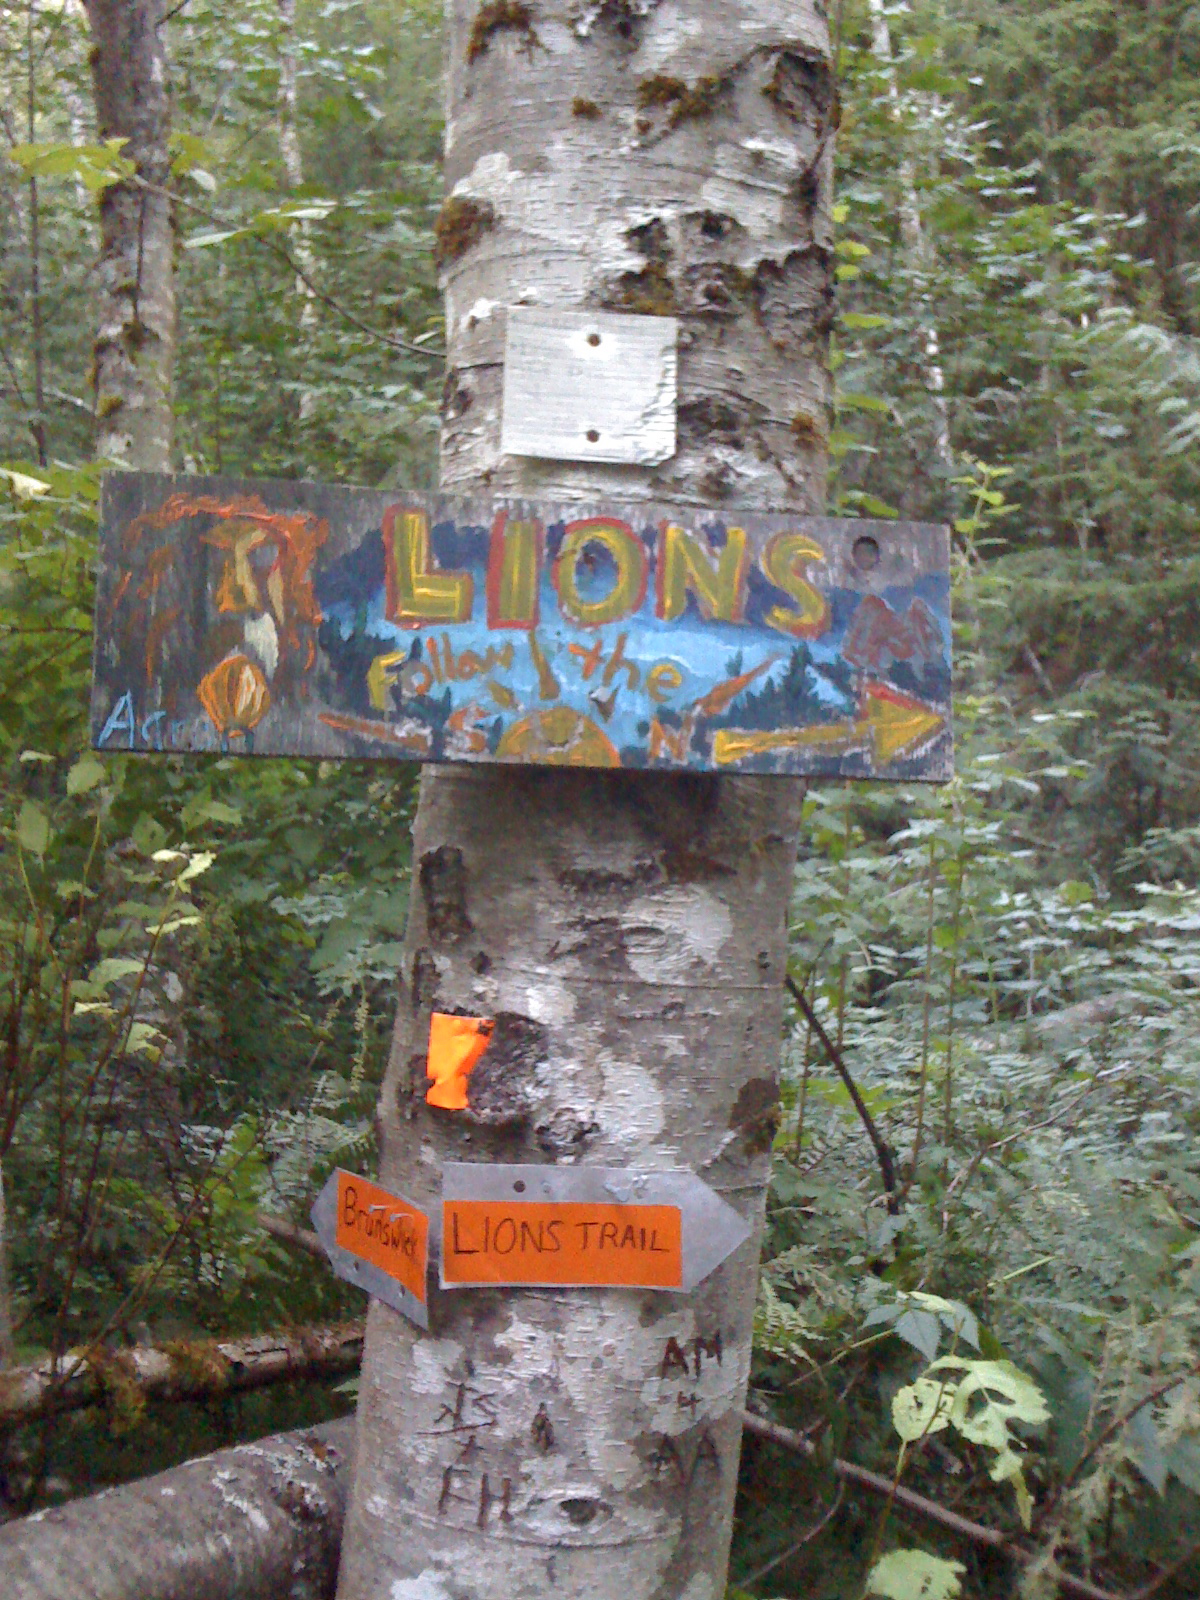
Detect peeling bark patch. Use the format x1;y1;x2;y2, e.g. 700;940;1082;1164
681;260;755;319
535;1107;600;1158
389;1574;454;1600
433;196;497;268
571;96;602;119
728;1075;780;1153
576;0;659;41
419;846;473;942
441;371;473;422
403;1052;428;1112
627;217;671;262
696;210;738;242
636;73;722;128
464;1010;547;1125
466;1;539;64
762;47;834;123
610;260;677;315
678;397;746;450
412;948;440;1010
791;408;828;449
531;1401;555;1451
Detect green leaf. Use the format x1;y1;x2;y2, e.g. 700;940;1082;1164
837;390;892;414
183;228;244;250
892;1376;955;1442
8;138;135;193
17;800;49;859
178;851;216;884
131;814;168;856
87;957;148;989
124;1020;164;1057
867;1551;965;1600
892;1309;943;1362
1;468;50;499
67;752;106;796
840;312;892;330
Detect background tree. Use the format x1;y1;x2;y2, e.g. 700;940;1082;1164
85;0;175;469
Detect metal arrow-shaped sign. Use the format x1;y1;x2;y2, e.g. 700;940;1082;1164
439;1163;752;1293
311;1169;430;1328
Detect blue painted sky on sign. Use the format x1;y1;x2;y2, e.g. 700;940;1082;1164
311;516;951;773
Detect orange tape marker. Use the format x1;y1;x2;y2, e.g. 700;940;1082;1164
425;1012;494;1110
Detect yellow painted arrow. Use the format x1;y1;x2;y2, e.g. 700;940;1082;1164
711;682;944;769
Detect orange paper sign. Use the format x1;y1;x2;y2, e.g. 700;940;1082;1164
441;1199;683;1289
336;1171;429;1306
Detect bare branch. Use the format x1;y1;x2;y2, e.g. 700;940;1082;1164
785;973;901;1214
741;1406;1126;1600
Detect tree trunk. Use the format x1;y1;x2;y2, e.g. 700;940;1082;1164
85;0;175;470
335;4;835;1597
866;0;951;466
0;1417;354;1600
277;0;317;416
0;1160;13;1369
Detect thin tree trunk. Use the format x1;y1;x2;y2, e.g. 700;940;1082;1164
84;0;175;470
0;1159;14;1369
277;0;317;417
335;4;836;1597
24;6;47;467
866;0;951;466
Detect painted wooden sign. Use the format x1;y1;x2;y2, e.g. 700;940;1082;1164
439;1164;751;1292
311;1169;429;1327
91;472;953;780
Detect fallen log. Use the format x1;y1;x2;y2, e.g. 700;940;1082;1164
0;1322;364;1430
0;1416;354;1600
0;1296;1141;1600
256;1211;326;1260
0;1400;1144;1600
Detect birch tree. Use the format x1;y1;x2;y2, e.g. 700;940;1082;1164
866;0;950;466
335;3;835;1597
0;1161;13;1368
277;0;317;414
85;0;175;470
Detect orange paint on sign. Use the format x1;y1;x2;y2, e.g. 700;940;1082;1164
441;1200;683;1289
336;1171;428;1305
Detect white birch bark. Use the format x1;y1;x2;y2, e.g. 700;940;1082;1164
84;0;176;470
336;4;835;1597
866;0;951;465
277;0;318;416
0;1418;353;1600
